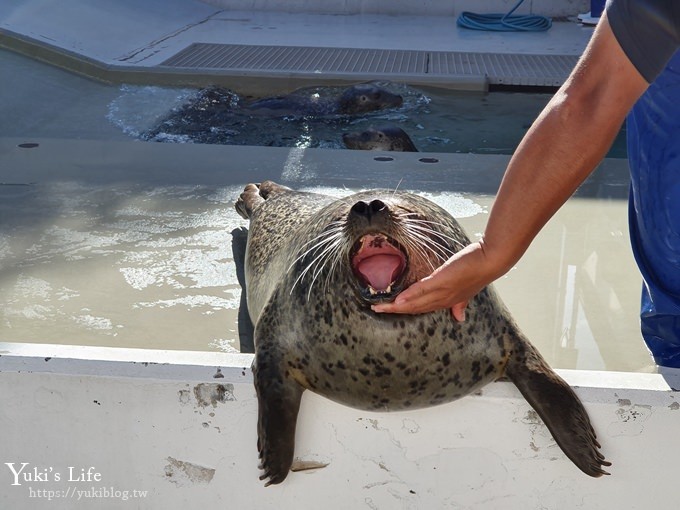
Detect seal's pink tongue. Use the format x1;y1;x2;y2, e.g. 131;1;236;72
356;254;403;291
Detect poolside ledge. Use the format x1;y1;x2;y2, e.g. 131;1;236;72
1;341;679;509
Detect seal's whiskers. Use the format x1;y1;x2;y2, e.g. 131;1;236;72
402;225;457;262
398;232;441;273
307;237;344;300
289;223;345;298
401;216;466;250
391;178;404;196
395;218;459;272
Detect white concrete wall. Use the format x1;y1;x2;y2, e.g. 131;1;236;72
1;342;679;509
200;0;589;17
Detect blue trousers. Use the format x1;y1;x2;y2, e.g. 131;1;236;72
627;50;680;367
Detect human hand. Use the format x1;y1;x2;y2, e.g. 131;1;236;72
371;242;494;320
371;270;469;320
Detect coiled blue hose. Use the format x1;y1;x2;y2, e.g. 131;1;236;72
457;0;552;32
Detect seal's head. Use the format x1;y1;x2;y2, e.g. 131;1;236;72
343;126;418;152
346;199;409;303
291;192;459;305
337;84;403;114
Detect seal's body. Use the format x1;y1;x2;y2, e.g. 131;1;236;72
246;83;403;116
235;181;610;486
343;125;418;152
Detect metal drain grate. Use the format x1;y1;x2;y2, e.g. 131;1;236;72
428;51;578;86
160;43;577;87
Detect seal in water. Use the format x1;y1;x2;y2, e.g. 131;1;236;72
246;83;403;116
235;181;610;486
343;125;418;152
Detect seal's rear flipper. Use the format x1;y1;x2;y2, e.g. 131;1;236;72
505;344;611;477
253;345;304;486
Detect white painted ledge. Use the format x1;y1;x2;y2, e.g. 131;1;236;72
1;342;679;509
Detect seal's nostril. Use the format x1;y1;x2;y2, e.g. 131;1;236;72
369;199;386;214
350;201;370;216
351;200;387;220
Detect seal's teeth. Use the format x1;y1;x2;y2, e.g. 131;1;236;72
367;283;395;296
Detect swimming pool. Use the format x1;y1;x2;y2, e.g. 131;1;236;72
0;49;644;372
109;82;628;158
0;136;648;373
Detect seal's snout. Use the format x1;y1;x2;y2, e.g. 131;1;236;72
349;199;387;224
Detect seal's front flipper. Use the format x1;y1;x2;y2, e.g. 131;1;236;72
505;343;611;477
253;347;304;486
235;181;293;219
259;180;292;199
235;183;264;220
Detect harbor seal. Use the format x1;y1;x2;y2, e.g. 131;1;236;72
246;83;403;116
235;181;610;486
343;125;418;152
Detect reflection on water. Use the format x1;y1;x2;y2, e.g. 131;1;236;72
0;171;651;372
0;183;247;352
460;197;651;373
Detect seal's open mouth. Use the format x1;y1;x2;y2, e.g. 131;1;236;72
350;233;407;303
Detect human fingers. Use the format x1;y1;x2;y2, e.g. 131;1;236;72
371;276;459;315
450;301;468;322
371;279;432;314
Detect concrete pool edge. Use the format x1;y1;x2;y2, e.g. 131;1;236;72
0;342;253;382
1;340;679;508
1;340;679;391
0;27;489;92
199;0;588;17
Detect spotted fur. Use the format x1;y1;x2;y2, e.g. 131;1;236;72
235;181;610;486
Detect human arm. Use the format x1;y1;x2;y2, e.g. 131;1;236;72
372;12;649;317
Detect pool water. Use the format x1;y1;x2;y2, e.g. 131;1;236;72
0;138;650;372
110;82;628;157
1;50;645;372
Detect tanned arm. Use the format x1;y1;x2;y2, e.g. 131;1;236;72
373;13;649;317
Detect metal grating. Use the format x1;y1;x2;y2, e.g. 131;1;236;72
160;43;578;87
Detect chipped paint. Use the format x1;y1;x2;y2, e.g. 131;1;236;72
178;389;191;405
401;419;420;434
290;459;329;473
608;403;653;437
164;457;215;487
193;383;236;407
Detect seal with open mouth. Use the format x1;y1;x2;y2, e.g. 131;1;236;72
235;181;610;486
